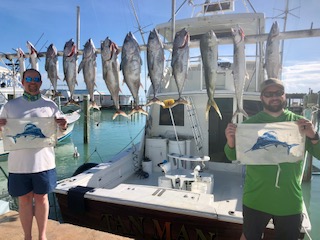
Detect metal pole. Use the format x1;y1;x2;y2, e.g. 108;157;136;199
172;0;176;42
76;6;80;50
83;95;89;143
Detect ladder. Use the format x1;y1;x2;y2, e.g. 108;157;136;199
186;97;204;156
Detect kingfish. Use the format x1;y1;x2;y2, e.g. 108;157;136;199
26;41;38;70
16;48;25;79
265;21;281;79
45;44;59;94
78;38;100;110
231;26;248;123
101;37;127;119
120;32;147;116
63;39;78;102
171;28;190;108
200;30;222;120
146;29;165;107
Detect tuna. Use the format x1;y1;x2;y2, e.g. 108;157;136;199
45;44;59;94
26;41;38;70
101;37;127;119
200;30;222;120
63;39;78;102
231;26;249;123
146;29;165;107
120;32;147;116
78;38;100;110
265;21;281;79
171;28;190;108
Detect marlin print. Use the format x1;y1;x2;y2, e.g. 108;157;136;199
7;123;47;143
245;131;299;155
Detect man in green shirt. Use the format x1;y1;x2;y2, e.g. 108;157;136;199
224;78;320;240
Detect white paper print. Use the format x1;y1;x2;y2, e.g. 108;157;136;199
236;122;305;165
3;117;57;151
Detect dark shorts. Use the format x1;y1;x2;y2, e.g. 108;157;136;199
243;204;303;240
8;169;57;197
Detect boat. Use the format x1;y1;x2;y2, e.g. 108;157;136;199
53;1;320;239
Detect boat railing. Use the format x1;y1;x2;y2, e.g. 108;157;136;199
190;0;235;17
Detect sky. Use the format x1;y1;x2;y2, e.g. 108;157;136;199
0;0;319;96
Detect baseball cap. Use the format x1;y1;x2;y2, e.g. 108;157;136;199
260;78;284;93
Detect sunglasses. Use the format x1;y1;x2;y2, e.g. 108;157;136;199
262;90;284;98
25;76;41;83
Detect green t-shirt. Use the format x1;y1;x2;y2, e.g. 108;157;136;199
224;109;320;215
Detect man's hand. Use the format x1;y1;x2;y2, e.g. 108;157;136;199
0;119;7;130
225;123;237;148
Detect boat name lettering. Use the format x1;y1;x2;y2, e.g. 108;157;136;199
100;213;216;239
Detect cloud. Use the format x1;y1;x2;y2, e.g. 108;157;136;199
282;61;320;93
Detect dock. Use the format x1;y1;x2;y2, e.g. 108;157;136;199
0;211;133;240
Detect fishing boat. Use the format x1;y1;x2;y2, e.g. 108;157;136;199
54;1;320;239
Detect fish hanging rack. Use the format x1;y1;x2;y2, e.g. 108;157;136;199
1;28;320;61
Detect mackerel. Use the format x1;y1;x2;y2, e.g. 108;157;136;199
26;41;38;70
16;48;25;79
265;21;281;79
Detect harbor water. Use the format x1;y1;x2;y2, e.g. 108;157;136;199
0;109;319;239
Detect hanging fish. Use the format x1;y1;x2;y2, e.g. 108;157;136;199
170;28;190;108
200;30;222;120
146;29;165;107
16;48;25;80
78;38;100;110
45;43;60;95
265;21;281;79
231;25;249;123
63;39;78;103
101;37;127;119
26;41;38;70
120;32;147;116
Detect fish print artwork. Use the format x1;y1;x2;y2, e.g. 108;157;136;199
2;117;57;151
235;122;305;165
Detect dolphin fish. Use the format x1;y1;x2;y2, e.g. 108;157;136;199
7;123;47;143
245;131;299;155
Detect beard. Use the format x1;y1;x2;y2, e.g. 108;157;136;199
261;98;286;112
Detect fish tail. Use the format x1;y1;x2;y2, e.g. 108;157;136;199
170;98;191;108
145;97;165;107
128;107;148;117
89;102;101;111
206;99;222;121
112;110;128;120
231;108;249;123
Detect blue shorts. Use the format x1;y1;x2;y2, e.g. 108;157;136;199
8;169;57;197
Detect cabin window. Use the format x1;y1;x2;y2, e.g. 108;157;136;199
159;105;184;126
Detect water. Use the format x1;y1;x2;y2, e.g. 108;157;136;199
55;109;146;180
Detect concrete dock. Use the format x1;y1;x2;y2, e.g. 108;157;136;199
0;211;133;240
